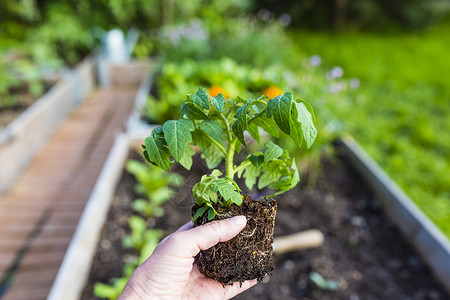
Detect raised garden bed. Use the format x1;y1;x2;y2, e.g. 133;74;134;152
51;135;449;299
0;55;96;194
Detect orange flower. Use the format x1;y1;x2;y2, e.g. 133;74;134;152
208;85;227;98
264;86;283;99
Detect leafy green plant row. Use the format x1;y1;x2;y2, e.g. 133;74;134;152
93;158;183;299
0;53;44;110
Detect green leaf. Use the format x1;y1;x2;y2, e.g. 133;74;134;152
145;132;171;171
216;179;242;205
294;101;317;149
266;92;292;134
248;123;260;143
241;163;261;190
162;119;194;161
211;94;225;112
258;161;284;189
193;206;208;221
192;130;224;168
248;99;267;118
232;121;246;146
199;120;224;143
207;208;216;220
249;154;264;168
299;100;316;123
253;115;279;138
193;88;210;110
182;102;208;120
179;145;196;170
234;100;252;130
264;141;283;163
211;169;223;178
289;111;303;148
266;158;300;197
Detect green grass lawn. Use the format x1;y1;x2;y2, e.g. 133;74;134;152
289;21;450;237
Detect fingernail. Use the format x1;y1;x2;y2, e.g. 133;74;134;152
227;216;246;226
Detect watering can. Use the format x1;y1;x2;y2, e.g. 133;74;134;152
93;27;139;63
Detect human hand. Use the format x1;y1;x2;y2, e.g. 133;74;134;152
118;216;258;299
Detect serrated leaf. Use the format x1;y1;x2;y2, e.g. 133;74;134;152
289;110;303;148
241;164;261;190
232;121;246;146
179;145;196;170
182;102;208;120
145;132;171;171
253;115;279;138
264;140;283;163
266;92;292;134
211;169;223;178
249;154;264;168
294;102;317;148
216;180;242;205
192;130;224;168
199;120;224;143
234;100;252;130
162;119;194;161
193;206;208;221
248;123;260;143
211;94;225;112
194;88;211;110
266;158;300;197
248;100;267;118
258;161;284;189
299;100;316;123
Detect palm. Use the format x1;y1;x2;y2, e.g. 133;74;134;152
182;265;252;300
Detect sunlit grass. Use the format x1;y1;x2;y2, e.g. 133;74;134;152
289;21;450;237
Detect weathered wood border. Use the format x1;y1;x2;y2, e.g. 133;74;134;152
0;56;96;194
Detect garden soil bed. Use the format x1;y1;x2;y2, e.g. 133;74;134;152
81;151;449;300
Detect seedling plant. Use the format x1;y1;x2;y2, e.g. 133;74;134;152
143;87;317;221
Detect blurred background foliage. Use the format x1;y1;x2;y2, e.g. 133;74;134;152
254;0;450;31
1;0;450;237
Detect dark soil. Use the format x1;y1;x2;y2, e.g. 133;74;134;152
193;196;277;285
81;151;449;300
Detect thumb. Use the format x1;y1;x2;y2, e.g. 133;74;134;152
166;216;247;257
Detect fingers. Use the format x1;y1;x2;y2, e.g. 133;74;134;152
223;279;258;299
165;216;247;257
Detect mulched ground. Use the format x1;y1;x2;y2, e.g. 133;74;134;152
81;151;449;300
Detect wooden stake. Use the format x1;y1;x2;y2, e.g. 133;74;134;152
273;229;324;255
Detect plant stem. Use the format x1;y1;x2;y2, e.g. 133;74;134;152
203;133;227;156
232;160;252;177
226;138;237;178
219;112;233;144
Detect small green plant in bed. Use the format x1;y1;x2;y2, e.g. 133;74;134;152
0;52;44;111
94;222;162;300
126;159;183;218
143;87;317;284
